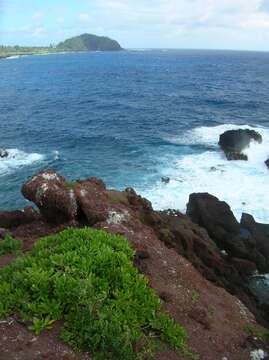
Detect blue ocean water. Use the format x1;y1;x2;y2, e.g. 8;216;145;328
0;50;269;222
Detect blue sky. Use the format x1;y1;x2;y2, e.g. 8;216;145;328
1;0;269;50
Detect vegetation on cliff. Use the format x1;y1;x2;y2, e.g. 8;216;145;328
0;234;22;256
0;228;189;359
57;33;122;51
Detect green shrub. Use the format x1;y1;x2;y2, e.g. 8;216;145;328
244;324;269;343
0;228;189;359
0;235;22;256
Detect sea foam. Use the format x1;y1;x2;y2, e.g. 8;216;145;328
141;124;269;224
0;149;44;177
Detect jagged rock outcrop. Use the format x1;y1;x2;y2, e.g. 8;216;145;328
74;178;108;225
186;193;269;273
0;206;40;228
21;170;78;224
219;129;262;160
241;213;269;262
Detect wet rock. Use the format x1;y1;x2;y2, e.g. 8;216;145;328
219;129;262;161
161;177;170;184
0;149;8;158
0;206;40;229
22;170;78;224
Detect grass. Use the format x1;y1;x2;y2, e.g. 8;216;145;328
191;291;200;302
0;235;22;256
0;228;190;360
244;325;269;343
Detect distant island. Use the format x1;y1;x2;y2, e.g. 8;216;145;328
0;33;123;59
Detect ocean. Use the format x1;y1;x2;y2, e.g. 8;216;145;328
0;49;269;224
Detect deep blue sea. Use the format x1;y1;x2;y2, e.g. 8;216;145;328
0;50;269;223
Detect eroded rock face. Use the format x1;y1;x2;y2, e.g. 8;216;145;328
186;193;240;244
0;206;40;228
186;193;269;272
74;178;108;225
22;170;78;224
241;213;269;265
219;129;262;161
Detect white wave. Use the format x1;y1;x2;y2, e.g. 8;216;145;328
53;150;60;160
141;124;269;224
0;149;44;176
165;123;269;148
6;55;21;60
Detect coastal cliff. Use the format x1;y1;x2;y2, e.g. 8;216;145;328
0;170;268;359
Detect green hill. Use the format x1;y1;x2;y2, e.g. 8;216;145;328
57;33;123;51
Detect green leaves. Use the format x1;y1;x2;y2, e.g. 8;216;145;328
0;234;22;256
0;227;189;359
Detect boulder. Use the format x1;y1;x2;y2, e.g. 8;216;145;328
265;159;269;169
74;178;108;225
22;170;78;224
0;149;8;158
0;206;40;228
186;193;269;272
241;213;269;268
218;129;262;161
161;177;170;184
186;193;240;245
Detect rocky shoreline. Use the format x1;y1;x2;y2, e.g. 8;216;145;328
0;169;268;359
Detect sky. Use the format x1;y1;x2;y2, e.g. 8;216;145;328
1;0;269;51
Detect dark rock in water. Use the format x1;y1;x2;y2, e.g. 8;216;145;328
265;159;269;169
161;177;170;184
186;193;269;272
22;170;78;224
218;129;262;161
0;206;40;228
226;152;248;161
0;149;8;158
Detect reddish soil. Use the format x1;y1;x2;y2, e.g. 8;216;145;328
0;221;268;360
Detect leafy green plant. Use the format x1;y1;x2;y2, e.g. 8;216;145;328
0;228;190;359
0;235;22;256
244;325;269;343
191;291;200;302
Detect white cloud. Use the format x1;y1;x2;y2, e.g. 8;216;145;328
79;13;90;23
32;26;47;39
57;16;65;24
32;11;44;21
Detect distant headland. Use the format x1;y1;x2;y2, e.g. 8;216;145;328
0;33;123;59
